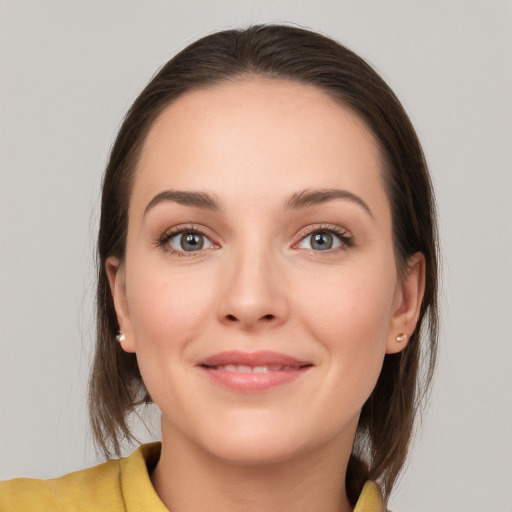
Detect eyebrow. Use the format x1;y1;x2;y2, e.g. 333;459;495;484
284;188;373;217
144;190;222;216
144;187;372;218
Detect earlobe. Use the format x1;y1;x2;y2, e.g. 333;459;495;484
105;256;136;353
386;253;426;354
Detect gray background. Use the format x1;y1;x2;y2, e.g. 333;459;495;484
1;1;511;511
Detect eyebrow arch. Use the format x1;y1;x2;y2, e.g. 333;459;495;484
144;190;221;216
284;188;373;217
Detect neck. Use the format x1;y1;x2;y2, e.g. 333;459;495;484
151;423;354;512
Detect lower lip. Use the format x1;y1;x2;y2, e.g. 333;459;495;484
199;367;310;392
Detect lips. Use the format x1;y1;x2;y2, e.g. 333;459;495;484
208;364;299;373
197;351;312;392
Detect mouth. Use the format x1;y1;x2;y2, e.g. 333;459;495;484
196;351;313;392
202;364;302;373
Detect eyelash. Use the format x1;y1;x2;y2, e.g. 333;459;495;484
156;223;354;257
293;224;354;252
156;224;215;258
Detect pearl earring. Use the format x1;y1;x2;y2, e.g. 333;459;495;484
115;332;126;343
395;333;407;342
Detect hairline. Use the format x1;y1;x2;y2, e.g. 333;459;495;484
120;72;402;264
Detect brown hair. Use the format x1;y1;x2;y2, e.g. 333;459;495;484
88;24;438;504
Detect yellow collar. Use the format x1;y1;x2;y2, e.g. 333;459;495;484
354;480;385;512
125;444;384;512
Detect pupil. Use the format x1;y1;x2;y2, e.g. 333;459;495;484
181;233;203;251
312;232;333;250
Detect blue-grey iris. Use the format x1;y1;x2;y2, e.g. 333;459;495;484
181;233;204;251
311;232;333;250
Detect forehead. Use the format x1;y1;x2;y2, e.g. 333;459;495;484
133;78;388;214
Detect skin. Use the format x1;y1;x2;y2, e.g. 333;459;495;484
107;78;425;512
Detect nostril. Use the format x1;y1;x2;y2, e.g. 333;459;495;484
225;313;275;322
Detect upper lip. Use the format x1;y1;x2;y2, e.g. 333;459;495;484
197;350;312;368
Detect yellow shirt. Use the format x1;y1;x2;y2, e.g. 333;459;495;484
0;443;384;511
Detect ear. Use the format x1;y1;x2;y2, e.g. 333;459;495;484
386;252;426;354
105;256;136;353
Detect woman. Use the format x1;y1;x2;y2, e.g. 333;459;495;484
0;24;438;512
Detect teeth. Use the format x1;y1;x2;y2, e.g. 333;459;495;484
213;364;296;372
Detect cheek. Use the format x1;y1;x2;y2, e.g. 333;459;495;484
124;259;215;352
296;264;397;391
123;260;219;415
299;261;396;335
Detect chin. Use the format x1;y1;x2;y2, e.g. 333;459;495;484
188;409;347;467
201;431;309;466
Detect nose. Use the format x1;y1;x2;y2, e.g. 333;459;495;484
217;246;289;330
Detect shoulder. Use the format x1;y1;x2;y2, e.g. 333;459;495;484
0;457;124;512
0;443;163;512
354;481;386;512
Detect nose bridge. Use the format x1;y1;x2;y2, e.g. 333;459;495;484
218;233;288;328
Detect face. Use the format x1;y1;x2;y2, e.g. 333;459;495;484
108;79;424;465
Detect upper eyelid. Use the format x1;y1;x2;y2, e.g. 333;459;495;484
157;224;219;248
156;222;352;246
161;223;215;238
292;224;354;250
293;223;352;240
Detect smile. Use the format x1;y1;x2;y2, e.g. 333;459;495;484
197;351;313;392
205;364;301;373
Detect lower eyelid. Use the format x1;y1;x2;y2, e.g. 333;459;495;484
170;233;210;249
157;225;352;255
293;225;353;249
295;234;346;250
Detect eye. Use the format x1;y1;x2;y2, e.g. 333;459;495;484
296;227;352;251
167;231;214;253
